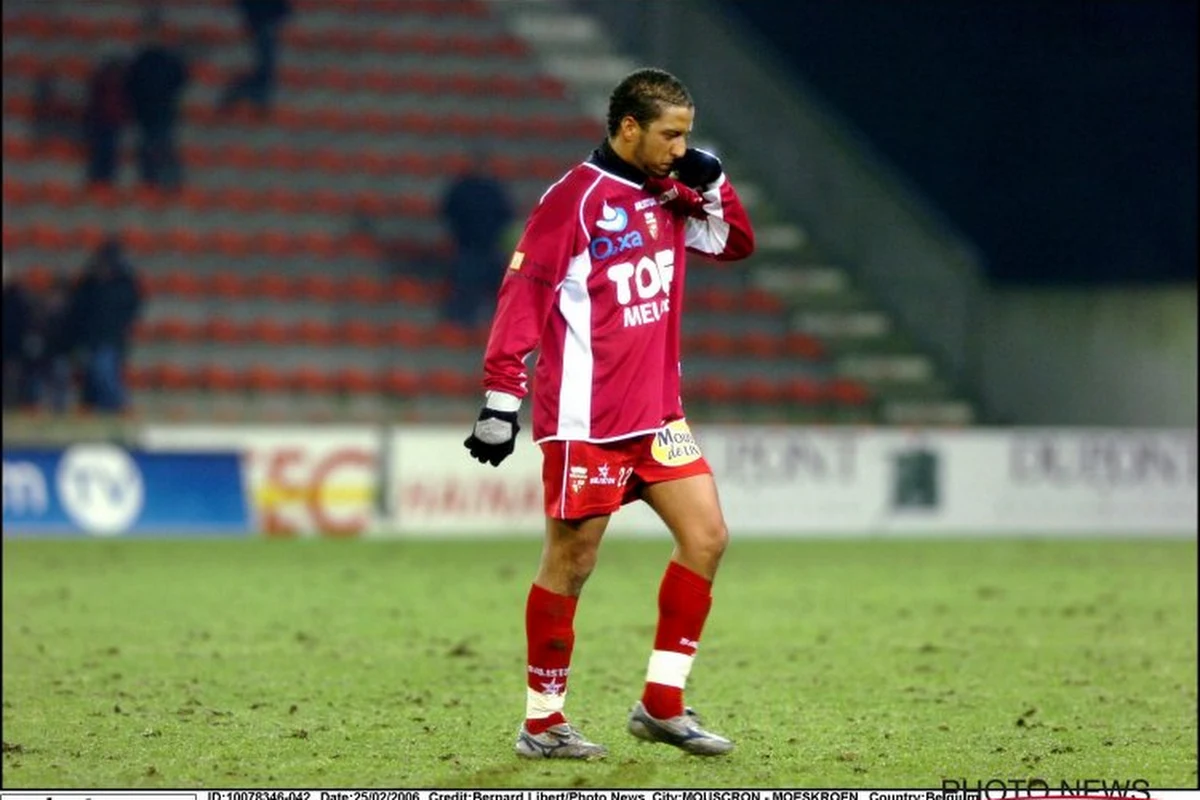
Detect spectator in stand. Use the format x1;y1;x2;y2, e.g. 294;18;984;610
440;151;515;328
21;276;78;413
31;70;76;149
2;260;33;409
82;56;130;186
218;0;292;115
126;11;189;190
69;239;143;414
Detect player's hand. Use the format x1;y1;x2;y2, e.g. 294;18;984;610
672;147;723;189
464;392;521;467
646;177;707;218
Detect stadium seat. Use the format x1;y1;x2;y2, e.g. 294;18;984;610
379;367;421;397
245;319;290;345
780;377;825;406
339;319;380;348
426;368;475;398
783;332;826;361
736;376;781;406
380;321;427;348
243;363;288;393
293;319;336;346
826;377;871;407
334;367;376;395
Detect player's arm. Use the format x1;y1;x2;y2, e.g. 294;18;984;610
663;148;756;262
466;181;580;466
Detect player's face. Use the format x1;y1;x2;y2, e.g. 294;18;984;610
633;105;693;178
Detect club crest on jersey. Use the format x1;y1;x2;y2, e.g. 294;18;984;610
596;201;628;232
644;211;659;240
569;465;588;494
589;230;643;261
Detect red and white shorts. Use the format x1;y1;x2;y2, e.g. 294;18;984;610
540;419;712;520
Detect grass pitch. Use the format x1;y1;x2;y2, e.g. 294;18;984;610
2;536;1196;789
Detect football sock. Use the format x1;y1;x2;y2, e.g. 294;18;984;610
642;560;713;720
524;583;577;734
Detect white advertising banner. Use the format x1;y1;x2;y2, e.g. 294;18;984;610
141;425;380;536
386;426;1197;537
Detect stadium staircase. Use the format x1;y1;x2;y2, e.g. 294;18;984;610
2;0;972;425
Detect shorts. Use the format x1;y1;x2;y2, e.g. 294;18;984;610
540;419;712;520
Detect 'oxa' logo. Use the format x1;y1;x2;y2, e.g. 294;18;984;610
590;230;643;261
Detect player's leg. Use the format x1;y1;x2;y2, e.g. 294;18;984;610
629;466;735;755
517;439;629;760
516;513;610;760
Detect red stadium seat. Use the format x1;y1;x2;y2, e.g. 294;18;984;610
208;271;251;300
289;367;335;394
339;319;380;348
783;332;826;360
426;368;475;398
379;367;421;397
826;377;871;407
737;376;781;406
333;367;376;395
245;318;290;345
780;377;824;406
243;363;288;393
292;319;335;346
380;321;426;348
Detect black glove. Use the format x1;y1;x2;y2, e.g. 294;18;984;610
464;404;520;467
672;147;723;190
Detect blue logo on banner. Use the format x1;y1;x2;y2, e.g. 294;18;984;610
2;446;250;537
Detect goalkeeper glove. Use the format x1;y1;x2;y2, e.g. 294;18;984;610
464;391;521;467
672;147;723;189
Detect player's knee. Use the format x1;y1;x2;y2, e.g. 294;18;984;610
683;518;728;566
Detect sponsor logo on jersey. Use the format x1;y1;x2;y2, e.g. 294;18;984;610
644;211;659;240
596;201;628;233
508;251;525;271
589;230;644;261
651;419;703;467
634;197;658;211
606;248;675;328
569;465;588;494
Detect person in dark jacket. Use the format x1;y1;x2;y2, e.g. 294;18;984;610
3;260;32;409
125;12;189;189
440;153;516;327
83;56;130;186
21;276;78;413
218;0;292;114
69;239;143;413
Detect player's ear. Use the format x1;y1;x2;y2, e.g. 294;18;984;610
619;115;641;143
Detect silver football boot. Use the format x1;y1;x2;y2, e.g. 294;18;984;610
514;722;608;760
626;701;734;756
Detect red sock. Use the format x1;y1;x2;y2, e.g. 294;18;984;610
642;560;713;719
524;583;577;734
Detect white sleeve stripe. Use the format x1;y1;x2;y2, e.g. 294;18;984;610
577;174;605;243
683;174;731;254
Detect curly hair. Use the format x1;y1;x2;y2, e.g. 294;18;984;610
606;68;693;137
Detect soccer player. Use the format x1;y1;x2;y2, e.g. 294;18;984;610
464;68;755;760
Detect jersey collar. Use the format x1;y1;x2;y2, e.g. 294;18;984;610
588;140;649;186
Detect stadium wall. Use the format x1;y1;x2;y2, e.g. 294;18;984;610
7;426;1195;538
980;286;1198;426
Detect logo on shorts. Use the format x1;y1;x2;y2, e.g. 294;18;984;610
650;420;703;467
569;465;588;494
589;463;619;487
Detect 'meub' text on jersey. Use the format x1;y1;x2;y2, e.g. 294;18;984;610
606;248;675;328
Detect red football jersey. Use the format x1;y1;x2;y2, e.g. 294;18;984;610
482;145;755;443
